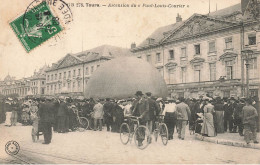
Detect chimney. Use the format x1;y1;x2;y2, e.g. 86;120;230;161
176;13;182;22
131;42;136;49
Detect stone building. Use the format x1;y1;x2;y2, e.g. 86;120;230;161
131;1;260;99
45;45;131;96
0;75;31;98
0;65;48;98
29;64;48;96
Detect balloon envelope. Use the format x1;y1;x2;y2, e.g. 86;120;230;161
84;57;168;99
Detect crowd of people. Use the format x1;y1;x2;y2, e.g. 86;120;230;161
0;92;259;145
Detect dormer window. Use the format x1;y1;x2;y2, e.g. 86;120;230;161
147;38;155;44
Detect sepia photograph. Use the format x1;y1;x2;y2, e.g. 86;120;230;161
0;0;260;164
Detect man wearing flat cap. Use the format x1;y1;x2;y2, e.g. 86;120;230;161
131;91;149;146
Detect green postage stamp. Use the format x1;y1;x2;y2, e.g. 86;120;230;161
10;1;63;52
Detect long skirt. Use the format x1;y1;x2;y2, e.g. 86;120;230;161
215;111;224;133
5;112;12;126
201;113;216;137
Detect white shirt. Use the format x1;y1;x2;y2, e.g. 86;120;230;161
162;103;176;115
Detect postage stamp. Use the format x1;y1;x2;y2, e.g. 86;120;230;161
9;0;72;53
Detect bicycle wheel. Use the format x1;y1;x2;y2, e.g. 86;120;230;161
87;117;94;130
120;123;131;145
160;123;168;146
79;117;89;130
134;125;150;150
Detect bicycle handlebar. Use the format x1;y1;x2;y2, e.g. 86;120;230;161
126;116;141;120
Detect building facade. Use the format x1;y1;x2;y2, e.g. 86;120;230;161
0;65;48;98
45;45;131;97
0;75;31;98
132;1;260;99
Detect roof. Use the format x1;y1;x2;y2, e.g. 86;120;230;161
209;3;241;17
138;22;183;47
134;3;243;50
47;45;132;71
75;44;132;62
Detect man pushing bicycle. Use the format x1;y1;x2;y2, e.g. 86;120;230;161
131;91;150;147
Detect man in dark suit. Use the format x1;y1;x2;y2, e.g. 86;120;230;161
57;97;68;133
146;92;160;136
103;98;114;131
131;91;149;146
39;98;54;144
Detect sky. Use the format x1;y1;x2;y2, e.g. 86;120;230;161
0;0;240;80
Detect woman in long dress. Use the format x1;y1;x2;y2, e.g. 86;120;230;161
30;102;39;142
4;101;12;126
201;99;216;137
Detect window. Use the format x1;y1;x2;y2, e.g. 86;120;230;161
68;82;70;89
59;73;61;79
73;70;76;77
51;85;53;90
51;74;53;81
42;81;44;85
223;91;230;98
68;71;71;78
47;75;49;81
181;47;186;57
194;65;201;82
78;69;81;76
209;63;216;81
86;67;89;75
91;66;94;74
181;67;186;83
225;37;233;49
146;55;151;62
59;84;61;89
169;50;174;59
225;61;233;80
78;81;81;88
194;44;200;55
249;58;258;78
250;89;258;97
73;82;75;88
156;53;161;62
209;41;216;52
168;68;175;84
47;86;49;92
55;74;57;80
54;85;56;91
248;34;256;45
64;72;66;79
178;92;184;98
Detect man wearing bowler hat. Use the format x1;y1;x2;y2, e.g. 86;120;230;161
131;91;149;146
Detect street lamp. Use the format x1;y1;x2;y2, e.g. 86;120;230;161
241;47;254;98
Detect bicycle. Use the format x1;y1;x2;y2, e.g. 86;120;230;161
73;108;89;131
120;116;151;150
153;115;168;145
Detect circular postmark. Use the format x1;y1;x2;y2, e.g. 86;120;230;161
5;141;20;155
22;0;73;46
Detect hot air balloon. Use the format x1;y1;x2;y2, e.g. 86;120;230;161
84;56;168;99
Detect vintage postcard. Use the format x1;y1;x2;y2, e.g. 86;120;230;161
0;0;260;164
